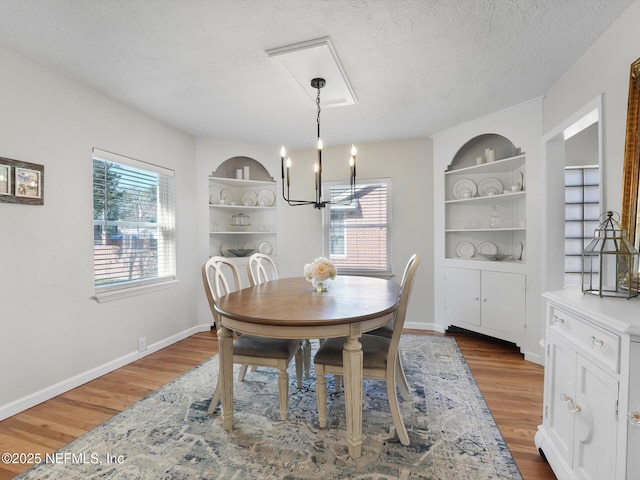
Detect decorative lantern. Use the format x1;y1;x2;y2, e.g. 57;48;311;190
582;211;639;298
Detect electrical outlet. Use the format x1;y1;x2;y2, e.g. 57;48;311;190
138;337;147;353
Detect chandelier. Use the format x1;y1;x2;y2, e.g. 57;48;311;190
280;78;357;209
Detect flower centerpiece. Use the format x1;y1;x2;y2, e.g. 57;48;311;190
303;256;336;292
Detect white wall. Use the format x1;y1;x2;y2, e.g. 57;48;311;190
543;0;640;217
0;46;201;419
196;137;435;329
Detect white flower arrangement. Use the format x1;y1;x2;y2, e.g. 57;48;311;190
303;257;336;291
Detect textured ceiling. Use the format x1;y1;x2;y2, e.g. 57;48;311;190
0;0;633;148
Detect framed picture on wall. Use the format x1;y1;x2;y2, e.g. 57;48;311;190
15;167;42;199
0;156;44;205
0;164;10;195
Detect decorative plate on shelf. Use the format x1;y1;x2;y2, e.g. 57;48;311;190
478;177;504;197
209;186;220;204
244;241;256;251
220;189;233;205
220;242;231;257
241;190;258;206
478;241;498;255
258;241;273;255
258;189;275;207
456;241;475;258
451;179;477;199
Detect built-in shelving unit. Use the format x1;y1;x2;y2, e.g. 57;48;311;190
208;157;277;275
444;153;526;262
440;133;528;345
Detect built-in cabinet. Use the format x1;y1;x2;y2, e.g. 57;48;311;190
440;134;527;345
444;267;525;338
208;157;277;286
536;289;640;480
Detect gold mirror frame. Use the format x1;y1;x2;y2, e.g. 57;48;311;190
621;57;640;253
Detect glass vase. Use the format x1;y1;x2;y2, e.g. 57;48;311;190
312;278;328;292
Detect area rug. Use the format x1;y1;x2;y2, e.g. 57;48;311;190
16;335;521;479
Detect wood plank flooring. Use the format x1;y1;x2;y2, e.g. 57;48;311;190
0;329;555;480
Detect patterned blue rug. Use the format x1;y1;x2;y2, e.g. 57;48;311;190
16;335;521;479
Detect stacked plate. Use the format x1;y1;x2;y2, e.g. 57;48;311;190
241;190;258;206
258;190;275;206
478;177;503;197
451;179;477;199
456;241;475;258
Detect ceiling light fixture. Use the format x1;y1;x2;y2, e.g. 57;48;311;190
280;78;357;209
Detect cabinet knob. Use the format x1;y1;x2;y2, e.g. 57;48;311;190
628;412;640;426
560;393;581;413
552;314;565;325
482;298;487;302
589;336;604;349
474;296;479;301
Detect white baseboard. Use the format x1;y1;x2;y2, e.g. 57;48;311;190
0;324;212;421
404;321;445;333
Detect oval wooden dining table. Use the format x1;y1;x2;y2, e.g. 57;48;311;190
214;275;401;459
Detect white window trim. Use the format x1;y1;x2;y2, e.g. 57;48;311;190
92;148;177;301
322;177;392;277
93;279;178;303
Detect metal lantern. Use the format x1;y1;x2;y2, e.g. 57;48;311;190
582;211;639;298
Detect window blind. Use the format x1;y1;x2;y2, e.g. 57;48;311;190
92;148;176;293
322;178;392;276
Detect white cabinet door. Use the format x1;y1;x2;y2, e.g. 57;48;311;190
444;267;480;325
574;354;619;480
481;270;526;336
628;342;640;478
546;331;577;467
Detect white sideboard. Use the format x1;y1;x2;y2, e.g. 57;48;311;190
535;288;640;480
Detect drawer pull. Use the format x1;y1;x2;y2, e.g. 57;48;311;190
561;393;581;413
589;336;604;348
552;314;565;325
628;412;640;426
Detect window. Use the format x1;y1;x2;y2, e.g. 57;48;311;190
322;178;391;277
564;166;600;286
92;148;176;300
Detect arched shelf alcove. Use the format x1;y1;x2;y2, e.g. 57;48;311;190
448;133;519;171
211;156;274;182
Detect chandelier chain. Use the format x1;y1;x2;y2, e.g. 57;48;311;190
316;87;321;127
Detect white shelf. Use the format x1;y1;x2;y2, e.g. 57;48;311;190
445;190;525;204
444;154;525;175
209;177;275;188
446;227;525;233
210;231;273;235
209;204;276;210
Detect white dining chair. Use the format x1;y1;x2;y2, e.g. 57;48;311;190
313;254;420;445
247;252;313;378
202;256;303;420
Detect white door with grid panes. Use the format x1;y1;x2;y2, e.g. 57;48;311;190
564;166;600;286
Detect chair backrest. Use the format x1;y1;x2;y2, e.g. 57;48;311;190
247;253;278;286
389;254;421;356
202;256;242;326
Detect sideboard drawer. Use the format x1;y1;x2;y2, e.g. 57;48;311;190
550;305;621;372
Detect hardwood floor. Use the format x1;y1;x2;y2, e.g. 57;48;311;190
0;329;555;479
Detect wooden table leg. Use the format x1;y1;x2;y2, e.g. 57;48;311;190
218;324;234;431
343;334;363;459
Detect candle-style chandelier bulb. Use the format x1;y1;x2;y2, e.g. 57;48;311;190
280;78;357;208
